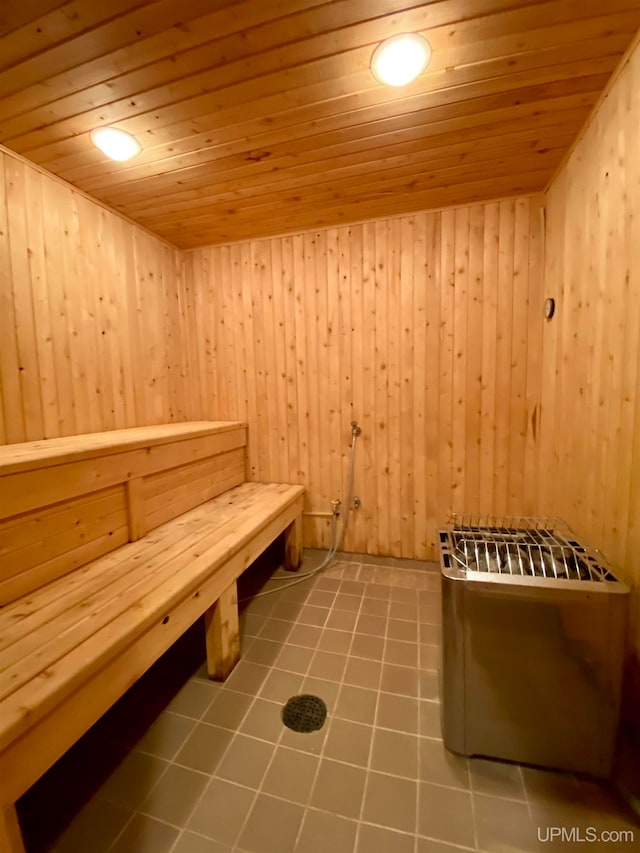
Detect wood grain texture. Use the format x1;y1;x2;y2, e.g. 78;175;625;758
0;147;189;444
0;422;247;604
540;34;640;698
182;195;545;559
0;1;638;246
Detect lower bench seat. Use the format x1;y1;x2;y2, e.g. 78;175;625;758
0;480;304;853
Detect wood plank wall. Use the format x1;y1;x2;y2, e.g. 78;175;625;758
0;147;189;445
541;35;640;700
182;195;545;559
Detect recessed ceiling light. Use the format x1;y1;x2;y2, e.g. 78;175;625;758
90;126;141;161
371;33;431;87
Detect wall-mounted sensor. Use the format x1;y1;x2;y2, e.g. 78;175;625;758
544;297;556;319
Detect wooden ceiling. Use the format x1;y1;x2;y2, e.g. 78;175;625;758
1;1;639;248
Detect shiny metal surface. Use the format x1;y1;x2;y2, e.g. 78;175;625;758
439;519;629;778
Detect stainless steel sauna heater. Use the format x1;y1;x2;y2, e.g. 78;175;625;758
439;516;629;777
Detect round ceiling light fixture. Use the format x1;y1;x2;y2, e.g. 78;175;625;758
370;32;431;87
90;126;141;161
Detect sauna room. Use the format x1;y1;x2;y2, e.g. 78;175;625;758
0;1;639;851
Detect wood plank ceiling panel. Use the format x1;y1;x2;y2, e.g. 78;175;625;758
1;0;638;247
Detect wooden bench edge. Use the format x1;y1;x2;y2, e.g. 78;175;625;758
0;493;303;804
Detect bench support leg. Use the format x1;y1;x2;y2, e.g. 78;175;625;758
284;514;303;571
205;581;240;680
0;805;25;853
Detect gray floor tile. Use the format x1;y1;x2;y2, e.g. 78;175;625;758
355;613;387;637
350;634;385;661
364;583;391;600
335;684;378;725
259;618;295;642
470;757;526;801
261;746;319;804
175;723;234;774
238;794;305;853
420;644;440;671
306;589;337;608
280;723;328;755
171;832;233;853
420;738;469;789
223;662;270;696
419;700;442;739
301;676;340;713
356;823;415;853
165;680;221;719
295;809;358;853
203;690;254;730
418;782;475;848
384;639;419;667
110;814;179;853
341;580;366;596
333;593;362;613
260;668;304;702
380;663;420;697
359;597;389;618
324;717;372;767
187;778;255;846
275;643;314;674
420;670;439;700
362;771;417;832
343;657;382;689
140;764;209;825
240;613;267;637
317;628;353;654
387;617;418;642
474;792;539;852
297;605;330;627
99;751;169;809
215;734;274;788
272;601;306;622
420;623;441;645
239;697;284;742
134;711;195;760
417;837;474;852
243;638;283;667
287;624;323;648
371;728;419;779
314;576;341;592
307;650;347;682
310;758;367;819
376;692;419;734
325;609;358;631
389;601;418;621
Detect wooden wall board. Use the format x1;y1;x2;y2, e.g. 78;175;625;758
181;195;545;559
0;148;193;444
540;34;640;697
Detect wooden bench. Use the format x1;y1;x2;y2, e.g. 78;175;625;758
0;422;304;853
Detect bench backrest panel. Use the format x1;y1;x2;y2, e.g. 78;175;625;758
0;422;247;605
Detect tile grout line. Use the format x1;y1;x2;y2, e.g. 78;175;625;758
173;580;299;853
293;568;368;852
230;574;318;853
352;574;391;853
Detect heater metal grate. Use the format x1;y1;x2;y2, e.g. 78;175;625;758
440;515;617;583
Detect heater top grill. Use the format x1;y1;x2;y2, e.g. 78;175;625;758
440;515;618;583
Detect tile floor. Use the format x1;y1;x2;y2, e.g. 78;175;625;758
18;548;638;853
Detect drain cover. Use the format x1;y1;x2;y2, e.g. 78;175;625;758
282;694;327;733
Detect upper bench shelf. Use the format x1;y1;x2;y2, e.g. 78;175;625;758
0;421;247;476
